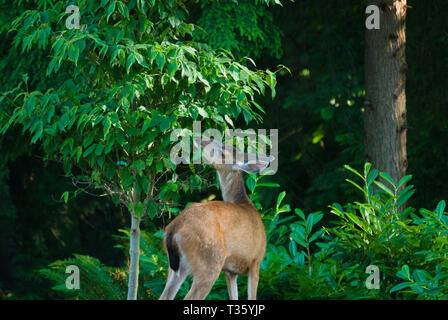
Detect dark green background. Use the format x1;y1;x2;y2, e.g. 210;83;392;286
1;0;447;299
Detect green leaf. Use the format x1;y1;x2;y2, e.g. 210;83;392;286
167;60;177;78
397;175;412;189
390;282;412;293
83;144;96;157
380;172;395;187
305;215;314;234
224;115;234;127
366;169;378;187
411;285;424;294
62;191;69;204
309;229;324;243
104;117;111;137
107;0;117;21
156;52;165;71
311;212;323;226
245;175;256;193
289;240;297;258
374;181;395;197
97;155;105;168
68;45;79;64
266;71;276;99
364;162;372;177
251;101;265;114
294;208;305;220
344;164;364;180
120;168;134;190
130;159;145;173
159;117;171;132
62;137;74;151
95;144;104;156
435;200;446;218
83;134;94;148
146;113;164;128
117;1;129;19
331;202;344;215
73;146;82;163
126;54;136;74
276;191;286;209
22;34;33;52
346;179;365;194
413;269;432;282
147;200;157;219
345;211;367;230
237;91;246;106
397;265;411;280
290;232;307;248
257;182;280;188
134;201;144;218
396;189;415;207
156;160;163;173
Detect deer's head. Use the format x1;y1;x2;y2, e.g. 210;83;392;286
193;136;274;174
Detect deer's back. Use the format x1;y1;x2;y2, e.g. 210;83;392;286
165;201;266;274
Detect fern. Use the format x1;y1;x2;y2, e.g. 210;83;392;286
39;254;126;300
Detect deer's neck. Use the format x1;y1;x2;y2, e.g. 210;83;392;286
217;169;251;204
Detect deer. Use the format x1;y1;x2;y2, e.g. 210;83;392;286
159;136;275;300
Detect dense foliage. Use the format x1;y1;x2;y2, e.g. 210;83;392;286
0;0;278;299
1;0;276;216
39;165;448;299
1;0;447;300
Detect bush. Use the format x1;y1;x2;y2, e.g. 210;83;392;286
38;163;448;299
258;163;448;299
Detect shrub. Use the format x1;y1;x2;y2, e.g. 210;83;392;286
38;163;448;299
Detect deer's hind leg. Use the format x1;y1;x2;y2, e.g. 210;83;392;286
225;272;238;300
247;261;261;300
184;268;222;300
182;235;225;300
159;261;189;300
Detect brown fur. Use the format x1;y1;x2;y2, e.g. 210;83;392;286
159;136;272;300
160;169;266;300
166;201;266;274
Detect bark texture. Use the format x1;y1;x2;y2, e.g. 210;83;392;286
364;0;407;184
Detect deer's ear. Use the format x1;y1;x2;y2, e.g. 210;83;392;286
235;154;275;174
196;137;226;164
236;162;269;174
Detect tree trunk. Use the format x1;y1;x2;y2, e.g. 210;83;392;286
364;0;407;185
127;212;141;300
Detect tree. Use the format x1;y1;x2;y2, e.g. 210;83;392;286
1;0;278;299
364;0;407;185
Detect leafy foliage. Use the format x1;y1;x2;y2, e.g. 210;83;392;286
1;0;278;219
38;164;448;299
39;254;126;299
254;164;448;299
0;0;282;299
193;0;283;59
2;0;448;301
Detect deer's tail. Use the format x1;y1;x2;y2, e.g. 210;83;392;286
165;231;180;271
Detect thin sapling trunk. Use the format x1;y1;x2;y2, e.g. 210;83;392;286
127;212;141;300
